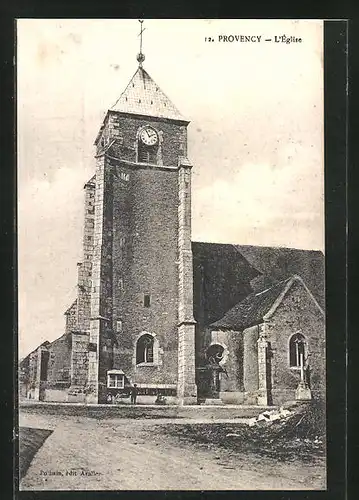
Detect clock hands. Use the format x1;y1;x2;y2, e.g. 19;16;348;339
141;128;157;145
145;129;156;142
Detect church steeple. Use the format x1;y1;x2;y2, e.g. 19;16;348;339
88;20;196;405
110;20;187;123
136;19;146;67
111;67;186;122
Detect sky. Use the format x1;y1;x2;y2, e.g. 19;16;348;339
17;19;324;358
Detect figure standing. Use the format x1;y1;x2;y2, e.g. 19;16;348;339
130;383;138;405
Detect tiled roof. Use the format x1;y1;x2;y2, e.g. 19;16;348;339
19;340;51;366
192;242;260;326
234;245;325;309
192;242;325;327
84;175;96;188
210;273;324;331
111;66;186;122
210;277;293;331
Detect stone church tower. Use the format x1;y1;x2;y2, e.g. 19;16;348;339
20;38;325;408
85;52;198;404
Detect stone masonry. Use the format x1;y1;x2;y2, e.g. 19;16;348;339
87;154;108;403
177;158;197;404
85;76;196;402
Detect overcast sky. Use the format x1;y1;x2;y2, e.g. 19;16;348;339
17;19;324;357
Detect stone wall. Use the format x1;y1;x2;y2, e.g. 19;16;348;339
242;325;260;396
178;323;197;404
87;154;109;403
206;329;244;404
44;389;69;402
110;161;180;386
64;300;77;334
201;325;259;404
88;111;190;402
208;283;325;406
266;280;326;405
177;161;197;403
192;243;257;330
77;179;95;332
28;351;39;386
99;111;188;167
46;334;72;388
23;340;71;401
70;332;90;387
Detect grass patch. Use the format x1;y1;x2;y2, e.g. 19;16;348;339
157;401;326;464
19;427;53;480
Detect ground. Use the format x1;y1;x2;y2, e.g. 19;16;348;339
19;427;53;480
19;406;326;491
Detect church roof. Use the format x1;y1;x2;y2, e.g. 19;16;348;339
19;340;51;367
234;245;325;309
192;242;260;326
110;66;187;122
192;242;325;327
210;275;324;331
84;175;96;189
210;277;292;331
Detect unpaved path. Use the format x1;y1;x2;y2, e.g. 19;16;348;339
19;411;326;491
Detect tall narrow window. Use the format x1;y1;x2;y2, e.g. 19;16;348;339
39;351;49;381
289;333;306;367
136;334;154;364
144;294;151;307
138;144;158;163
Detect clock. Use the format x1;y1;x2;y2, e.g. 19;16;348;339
139;127;158;146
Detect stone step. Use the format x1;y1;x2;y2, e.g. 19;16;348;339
199;398;224;406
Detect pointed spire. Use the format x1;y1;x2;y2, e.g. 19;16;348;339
111;67;187;122
109;20;188;123
136;19;146;67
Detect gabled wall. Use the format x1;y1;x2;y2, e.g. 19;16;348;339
65;300;77;334
265;281;325;404
46;333;72;387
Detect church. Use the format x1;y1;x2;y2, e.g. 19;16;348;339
19;44;325;407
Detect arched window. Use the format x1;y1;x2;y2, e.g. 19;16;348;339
289;333;306;367
136;334;154;364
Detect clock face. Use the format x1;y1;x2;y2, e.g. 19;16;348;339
139;127;158;146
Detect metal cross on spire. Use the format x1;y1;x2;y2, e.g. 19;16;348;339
136;19;146;67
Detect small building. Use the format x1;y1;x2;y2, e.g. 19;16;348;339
201;275;325;406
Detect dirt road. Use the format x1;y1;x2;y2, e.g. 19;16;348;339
19;411;326;490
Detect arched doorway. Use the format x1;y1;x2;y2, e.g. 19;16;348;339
197;343;227;400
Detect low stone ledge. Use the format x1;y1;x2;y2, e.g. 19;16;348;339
19;401;276;420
